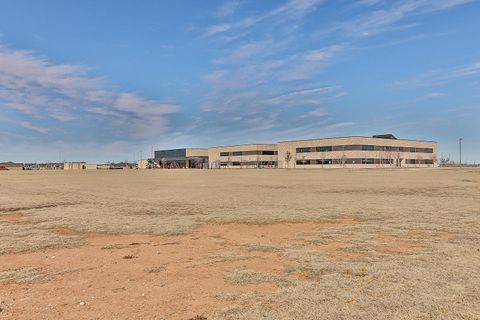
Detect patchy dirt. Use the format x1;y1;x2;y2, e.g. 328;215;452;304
0;215;461;320
0;213;32;225
0;221;354;320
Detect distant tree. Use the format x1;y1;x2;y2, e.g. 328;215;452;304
285;151;292;168
439;153;452;166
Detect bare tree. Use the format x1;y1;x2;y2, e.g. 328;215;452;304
340;148;347;168
393;151;402;168
318;151;325;168
285;151;292;168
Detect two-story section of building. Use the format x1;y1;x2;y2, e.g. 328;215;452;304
208;144;278;168
153;148;208;168
277;135;437;168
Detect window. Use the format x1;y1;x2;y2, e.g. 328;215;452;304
296;147;311;153
232;162;241;166
424;159;434;164
362;158;375;164
232;151;242;156
220;152;229;157
362;145;375;151
406;159;416;164
261;150;276;155
296;159;310;165
424;148;433;153
399;147;404;152
316;146;332;152
315;159;333;165
409;147;416;153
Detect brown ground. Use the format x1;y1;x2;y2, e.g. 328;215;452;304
1;168;479;319
0;217;358;320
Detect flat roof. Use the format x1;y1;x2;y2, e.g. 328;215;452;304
208;143;278;149
278;135;437;143
154;147;207;151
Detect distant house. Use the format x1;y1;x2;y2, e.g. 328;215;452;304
64;162;97;170
0;162;24;170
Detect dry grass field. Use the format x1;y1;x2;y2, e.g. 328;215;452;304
1;168;479;319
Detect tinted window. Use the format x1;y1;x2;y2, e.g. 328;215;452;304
261;150;275;155
220;152;229;157
232;151;242;156
296;147;311;153
315;159;333;165
361;145;375;151
362;158;375;164
296;159;310;165
316;146;332;152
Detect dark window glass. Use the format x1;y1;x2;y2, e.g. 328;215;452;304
424;148;433;153
220;152;229;157
424;159;434;164
316;146;332;152
315;159;333;165
232;151;242;156
362;158;375;164
232;162;241;166
399;147;404;152
296;159;310;165
362;145;375;151
261;150;275;155
409;147;416;152
296;147;311;153
155;148;187;159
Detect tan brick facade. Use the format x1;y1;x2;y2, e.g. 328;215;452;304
277;136;437;168
208;144;278;168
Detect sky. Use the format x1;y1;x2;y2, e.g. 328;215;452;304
0;0;479;163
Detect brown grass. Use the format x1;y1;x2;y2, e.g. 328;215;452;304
1;168;480;319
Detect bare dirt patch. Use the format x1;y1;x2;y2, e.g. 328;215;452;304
0;223;305;320
1;168;479;319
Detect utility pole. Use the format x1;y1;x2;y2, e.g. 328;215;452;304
459;138;463;166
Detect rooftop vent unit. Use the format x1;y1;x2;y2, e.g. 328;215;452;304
372;134;397;140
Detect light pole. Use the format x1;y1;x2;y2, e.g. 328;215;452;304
459;138;462;165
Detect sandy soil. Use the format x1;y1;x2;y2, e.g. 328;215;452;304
0;218;357;320
1;168;479;319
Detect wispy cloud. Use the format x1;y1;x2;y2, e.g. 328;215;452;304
328;0;475;38
17;120;50;134
0;44;180;139
395;61;480;87
279;45;344;80
262;86;338;105
425;92;448;98
204;0;325;40
300;107;328;118
214;1;240;19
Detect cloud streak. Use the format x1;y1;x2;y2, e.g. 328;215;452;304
395;61;480;87
0;44;180;139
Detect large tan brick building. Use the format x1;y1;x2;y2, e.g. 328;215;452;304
278;134;437;168
154;134;438;169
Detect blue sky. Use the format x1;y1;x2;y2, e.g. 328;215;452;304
0;0;479;163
